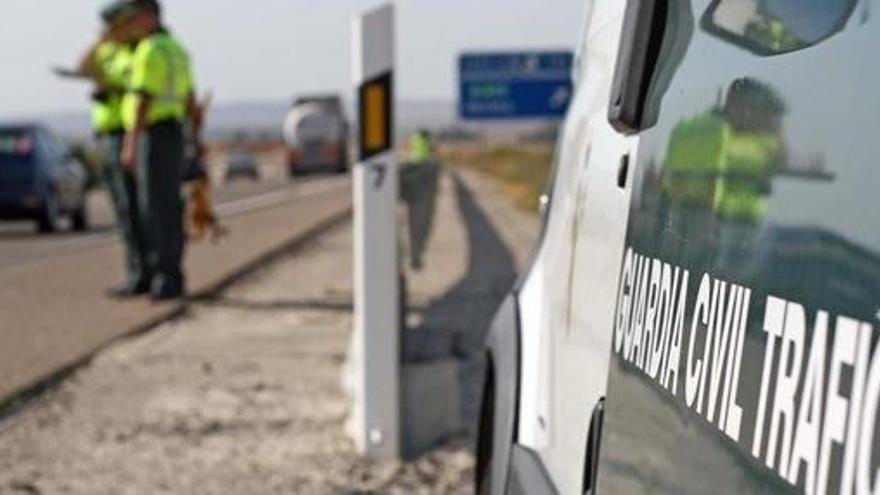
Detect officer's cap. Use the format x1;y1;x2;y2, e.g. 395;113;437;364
130;0;162;16
100;0;138;24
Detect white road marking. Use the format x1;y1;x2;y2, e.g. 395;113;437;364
215;180;345;216
0;179;349;270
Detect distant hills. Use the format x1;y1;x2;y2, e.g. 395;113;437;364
22;98;554;144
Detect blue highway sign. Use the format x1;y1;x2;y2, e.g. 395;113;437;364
459;51;574;120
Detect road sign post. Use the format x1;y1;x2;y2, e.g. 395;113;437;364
350;3;399;461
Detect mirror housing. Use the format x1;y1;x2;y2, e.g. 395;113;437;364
701;0;857;56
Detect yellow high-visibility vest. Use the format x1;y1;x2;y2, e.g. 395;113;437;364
122;31;193;129
92;41;132;134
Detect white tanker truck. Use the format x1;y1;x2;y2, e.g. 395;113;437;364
282;95;350;176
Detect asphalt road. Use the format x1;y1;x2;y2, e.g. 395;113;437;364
0;163;352;404
0;161;324;270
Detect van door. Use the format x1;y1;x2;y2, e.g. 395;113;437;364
0;128;36;191
597;0;880;493
513;2;636;493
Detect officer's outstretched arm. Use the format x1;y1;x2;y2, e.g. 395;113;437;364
76;36;112;85
76;45;98;80
54;40;103;82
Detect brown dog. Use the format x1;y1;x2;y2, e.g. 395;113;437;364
187;176;227;242
185;93;227;243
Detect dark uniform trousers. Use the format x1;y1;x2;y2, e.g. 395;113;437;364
138;120;185;295
99;131;149;289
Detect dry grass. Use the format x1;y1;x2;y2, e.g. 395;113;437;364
439;143;555;214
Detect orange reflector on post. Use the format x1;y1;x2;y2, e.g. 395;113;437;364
358;71;393;161
364;84;386;150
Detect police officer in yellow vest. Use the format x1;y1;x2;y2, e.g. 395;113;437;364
403;129;438;270
120;0;200;300
73;1;150;298
661;78;785;268
409;129;433;165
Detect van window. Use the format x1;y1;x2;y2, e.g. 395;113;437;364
703;0;857;55
39;129;68;161
0;129;34;164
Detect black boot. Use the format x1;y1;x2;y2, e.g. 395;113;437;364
105;281;150;299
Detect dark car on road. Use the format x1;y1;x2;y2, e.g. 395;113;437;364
0;124;89;233
224;147;260;182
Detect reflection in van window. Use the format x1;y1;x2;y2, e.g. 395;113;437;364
703;0;857;55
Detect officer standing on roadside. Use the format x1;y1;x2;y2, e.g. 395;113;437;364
63;1;150;298
409;128;433;165
403;129;438;270
120;0;201;300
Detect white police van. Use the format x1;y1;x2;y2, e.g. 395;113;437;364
477;0;880;493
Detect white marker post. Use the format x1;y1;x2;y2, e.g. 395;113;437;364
350;3;399;461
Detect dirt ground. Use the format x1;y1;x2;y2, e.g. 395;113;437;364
0;223;472;495
0;169;538;495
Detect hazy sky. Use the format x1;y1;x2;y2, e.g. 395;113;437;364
2;0;585;118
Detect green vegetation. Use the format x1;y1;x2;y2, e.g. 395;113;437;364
440;144;554;213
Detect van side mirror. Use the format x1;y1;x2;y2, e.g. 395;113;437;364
701;0;857;56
